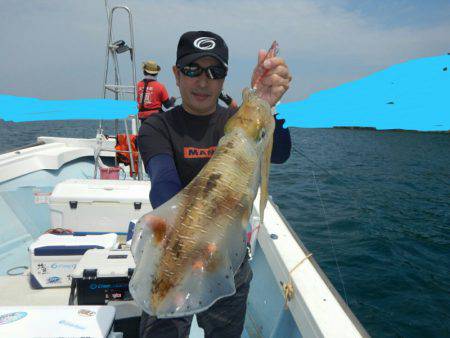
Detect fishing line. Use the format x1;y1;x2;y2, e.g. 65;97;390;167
311;169;349;305
290;145;349;303
291;145;356;305
292;144;379;229
292;146;346;185
290;143;381;306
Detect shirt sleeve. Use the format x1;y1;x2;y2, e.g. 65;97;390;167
271;115;291;164
160;84;170;103
146;154;182;208
137;115;173;165
163;97;176;109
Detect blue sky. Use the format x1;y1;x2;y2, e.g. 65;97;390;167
339;0;450;28
0;0;449;104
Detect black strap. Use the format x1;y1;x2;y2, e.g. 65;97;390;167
68;278;76;305
219;92;233;106
139;79;155;112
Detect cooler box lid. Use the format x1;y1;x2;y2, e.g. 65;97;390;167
29;233;118;256
0;305;115;337
72;249;136;279
49;179;151;204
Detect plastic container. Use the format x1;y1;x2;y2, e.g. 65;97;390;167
71;248;136;305
49;179;152;234
0;305;118;338
29;233;118;288
100;166;121;180
70;249;140;337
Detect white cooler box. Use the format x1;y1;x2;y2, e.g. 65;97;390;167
71;249;139;337
71;248;136;305
0;305;120;338
29;233;118;288
49;179;152;234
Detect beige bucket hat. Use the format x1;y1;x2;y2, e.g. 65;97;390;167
143;60;161;75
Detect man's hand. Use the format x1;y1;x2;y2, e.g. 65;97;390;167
251;49;292;107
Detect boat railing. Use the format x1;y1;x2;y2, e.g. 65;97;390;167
93;116;142;180
102;5;137;102
98;2;143;180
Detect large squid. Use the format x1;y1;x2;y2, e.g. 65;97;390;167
129;87;275;318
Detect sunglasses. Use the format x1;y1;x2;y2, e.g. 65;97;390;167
178;63;227;80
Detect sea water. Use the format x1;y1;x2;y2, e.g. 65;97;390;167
0;121;449;337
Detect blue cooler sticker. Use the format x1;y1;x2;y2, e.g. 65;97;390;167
89;282;128;290
47;276;61;284
59;320;85;330
0;312;27;325
50;263;76;270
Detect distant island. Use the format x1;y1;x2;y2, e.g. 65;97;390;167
332;126;449;133
333;126;376;131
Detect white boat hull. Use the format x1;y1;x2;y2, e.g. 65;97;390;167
0;137;368;337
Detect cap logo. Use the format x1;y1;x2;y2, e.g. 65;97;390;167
193;37;216;50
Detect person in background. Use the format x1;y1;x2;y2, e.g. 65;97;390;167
137;30;292;337
137;60;176;122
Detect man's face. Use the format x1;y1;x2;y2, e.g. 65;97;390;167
173;56;225;116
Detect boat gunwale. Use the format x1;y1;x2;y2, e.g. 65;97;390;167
0;140;45;155
267;198;370;337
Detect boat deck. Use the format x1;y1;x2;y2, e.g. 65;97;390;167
0;274;70;306
0;273;250;337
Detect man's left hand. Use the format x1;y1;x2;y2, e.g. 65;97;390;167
251;49;292;107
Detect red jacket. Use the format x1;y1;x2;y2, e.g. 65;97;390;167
136;79;169;119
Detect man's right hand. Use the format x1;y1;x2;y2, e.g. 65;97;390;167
251;49;292;107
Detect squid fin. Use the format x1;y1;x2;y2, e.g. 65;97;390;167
260;131;274;223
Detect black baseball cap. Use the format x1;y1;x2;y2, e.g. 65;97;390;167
176;31;228;69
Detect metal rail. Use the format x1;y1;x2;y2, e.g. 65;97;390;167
102;5;137;101
99;2;143;179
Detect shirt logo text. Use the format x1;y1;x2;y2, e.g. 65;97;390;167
184;146;216;158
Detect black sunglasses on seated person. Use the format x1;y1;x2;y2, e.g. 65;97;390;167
178;63;227;80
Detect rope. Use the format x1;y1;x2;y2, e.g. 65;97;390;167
7;266;28;276
45;228;73;235
281;253;313;308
